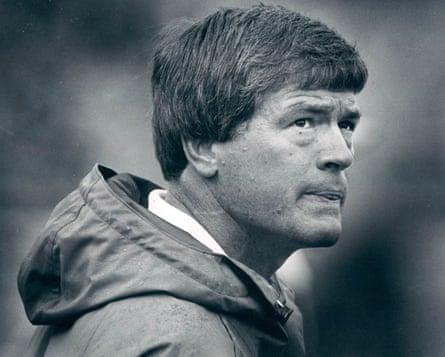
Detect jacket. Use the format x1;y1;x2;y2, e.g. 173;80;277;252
18;164;305;356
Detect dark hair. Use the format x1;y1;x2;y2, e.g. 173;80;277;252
151;4;368;180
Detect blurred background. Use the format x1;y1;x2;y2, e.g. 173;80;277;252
1;0;444;356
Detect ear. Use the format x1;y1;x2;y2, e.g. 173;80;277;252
182;138;218;178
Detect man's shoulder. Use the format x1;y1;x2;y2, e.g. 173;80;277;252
46;295;236;356
96;294;227;333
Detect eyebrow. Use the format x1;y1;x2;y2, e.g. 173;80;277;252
341;107;362;120
288;99;362;120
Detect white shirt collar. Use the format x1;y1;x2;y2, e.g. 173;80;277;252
148;189;227;256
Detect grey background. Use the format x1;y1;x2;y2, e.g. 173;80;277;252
2;0;445;356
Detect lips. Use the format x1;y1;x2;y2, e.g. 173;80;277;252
304;189;346;204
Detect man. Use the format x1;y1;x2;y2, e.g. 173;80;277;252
18;4;367;356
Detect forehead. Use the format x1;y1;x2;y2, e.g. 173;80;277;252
260;87;360;115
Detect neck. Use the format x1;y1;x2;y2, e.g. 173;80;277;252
165;169;294;279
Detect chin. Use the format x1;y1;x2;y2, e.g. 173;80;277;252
310;233;340;247
300;225;342;248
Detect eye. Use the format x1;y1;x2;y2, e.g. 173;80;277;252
338;120;356;132
293;118;313;128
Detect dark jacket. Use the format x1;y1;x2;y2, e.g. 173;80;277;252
18;165;305;356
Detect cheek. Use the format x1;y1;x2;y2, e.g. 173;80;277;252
234;147;312;191
217;152;269;200
217;138;313;194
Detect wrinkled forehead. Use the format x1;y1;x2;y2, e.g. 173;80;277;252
285;92;359;113
259;87;361;118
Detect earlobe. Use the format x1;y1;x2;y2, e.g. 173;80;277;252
182;139;218;178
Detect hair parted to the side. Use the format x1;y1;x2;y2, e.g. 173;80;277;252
151;4;368;180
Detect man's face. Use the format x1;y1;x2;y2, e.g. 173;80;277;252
211;86;361;249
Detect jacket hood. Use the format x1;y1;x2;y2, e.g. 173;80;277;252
18;165;295;329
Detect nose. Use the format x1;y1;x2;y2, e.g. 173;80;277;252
316;127;354;171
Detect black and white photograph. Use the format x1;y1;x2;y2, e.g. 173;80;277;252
1;0;445;356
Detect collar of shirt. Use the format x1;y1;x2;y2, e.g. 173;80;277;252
148;189;227;256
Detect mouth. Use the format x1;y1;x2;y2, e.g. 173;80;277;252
304;190;346;204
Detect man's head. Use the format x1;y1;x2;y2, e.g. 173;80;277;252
151;4;367;180
151;5;367;256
